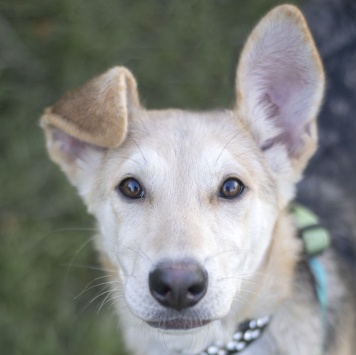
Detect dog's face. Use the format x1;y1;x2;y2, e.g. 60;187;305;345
41;4;324;352
90;109;280;328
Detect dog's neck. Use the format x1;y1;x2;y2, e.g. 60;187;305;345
241;208;302;318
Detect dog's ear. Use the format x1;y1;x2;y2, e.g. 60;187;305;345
236;5;324;178
41;66;140;186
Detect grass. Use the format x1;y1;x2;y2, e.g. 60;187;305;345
0;0;301;354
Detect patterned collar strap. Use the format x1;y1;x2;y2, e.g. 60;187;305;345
291;203;330;354
198;316;270;355
291;203;331;256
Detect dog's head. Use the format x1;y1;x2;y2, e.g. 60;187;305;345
41;5;324;352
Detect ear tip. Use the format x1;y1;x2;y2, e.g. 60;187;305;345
106;65;140;108
256;4;318;59
269;4;304;18
262;4;308;31
106;66;138;86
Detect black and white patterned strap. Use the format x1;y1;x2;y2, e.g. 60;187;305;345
198;315;270;355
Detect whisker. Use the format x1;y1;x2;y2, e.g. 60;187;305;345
205;248;248;262
75;274;115;298
22;227;98;253
113;240;151;262
128;134;147;164
216;276;258;285
215;113;266;163
75;280;121;301
97;288;121;314
59;263;116;273
64;236;97;281
233;294;252;306
88;289;114;305
215;128;243;163
76;285;112;318
239;288;261;297
107;295;127;312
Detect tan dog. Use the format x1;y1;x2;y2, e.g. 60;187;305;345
41;5;355;355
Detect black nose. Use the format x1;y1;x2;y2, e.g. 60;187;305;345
149;260;208;311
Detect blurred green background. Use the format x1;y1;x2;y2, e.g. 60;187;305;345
0;1;301;354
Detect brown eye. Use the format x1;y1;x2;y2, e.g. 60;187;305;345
219;178;244;199
117;178;144;199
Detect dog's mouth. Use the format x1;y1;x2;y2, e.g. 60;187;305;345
147;318;211;330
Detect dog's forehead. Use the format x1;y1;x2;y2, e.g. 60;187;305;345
131;109;253;159
107;109;273;191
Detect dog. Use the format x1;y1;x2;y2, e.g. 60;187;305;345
40;5;356;354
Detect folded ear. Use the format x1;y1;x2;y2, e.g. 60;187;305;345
41;66;140;186
236;5;324;178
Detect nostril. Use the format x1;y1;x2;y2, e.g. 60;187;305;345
149;271;172;299
149;259;208;311
157;285;170;296
188;284;205;296
154;285;171;300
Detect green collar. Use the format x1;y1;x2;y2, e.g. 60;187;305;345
292;203;330;355
292;203;331;256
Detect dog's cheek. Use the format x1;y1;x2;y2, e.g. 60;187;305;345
90;202;120;265
238;199;278;273
92;195;135;265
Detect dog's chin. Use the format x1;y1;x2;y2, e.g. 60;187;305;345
147;318;211;332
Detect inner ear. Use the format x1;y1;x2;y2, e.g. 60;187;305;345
49;126;104;163
236;5;324;161
259;74;311;155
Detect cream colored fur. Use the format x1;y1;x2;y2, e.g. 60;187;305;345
41;5;354;355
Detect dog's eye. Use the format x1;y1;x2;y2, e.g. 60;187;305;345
219;178;244;199
117;178;145;199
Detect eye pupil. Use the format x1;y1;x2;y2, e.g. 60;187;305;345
220;178;244;199
118;178;144;199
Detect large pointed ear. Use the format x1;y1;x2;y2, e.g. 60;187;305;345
41;66;140;186
236;5;324;178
